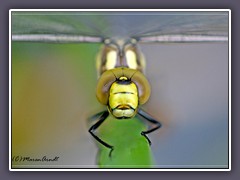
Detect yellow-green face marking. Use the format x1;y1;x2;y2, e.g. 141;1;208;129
108;78;138;118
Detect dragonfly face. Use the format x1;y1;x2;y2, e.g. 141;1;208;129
108;77;139;118
96;38;151;119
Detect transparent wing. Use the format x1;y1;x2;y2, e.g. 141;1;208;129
11;11;229;43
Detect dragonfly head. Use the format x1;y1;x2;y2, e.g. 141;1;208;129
96;67;151;119
108;76;139;119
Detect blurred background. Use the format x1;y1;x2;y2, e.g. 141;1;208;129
11;41;228;168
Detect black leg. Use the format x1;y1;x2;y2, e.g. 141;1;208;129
88;110;114;157
137;108;162;145
88;110;107;122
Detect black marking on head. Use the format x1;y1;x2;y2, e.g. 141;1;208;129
115;80;132;85
113;92;134;95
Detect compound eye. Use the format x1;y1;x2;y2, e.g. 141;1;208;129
131;71;151;105
126;49;138;70
96;70;116;105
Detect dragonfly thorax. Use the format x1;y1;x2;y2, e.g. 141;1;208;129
96;38;146;77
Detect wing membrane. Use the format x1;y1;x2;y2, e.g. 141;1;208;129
11;11;229;43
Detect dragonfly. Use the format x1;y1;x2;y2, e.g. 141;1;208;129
11;10;229;164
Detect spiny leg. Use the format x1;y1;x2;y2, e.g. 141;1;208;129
137;108;162;145
88;110;114;157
